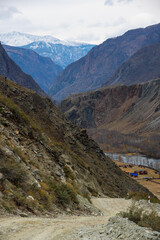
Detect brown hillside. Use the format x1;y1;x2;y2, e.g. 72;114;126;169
60;79;160;157
0;76;150;215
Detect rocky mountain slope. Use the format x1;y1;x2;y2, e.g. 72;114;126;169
50;23;160;102
0;43;46;97
0;31;95;68
0;76;150;215
107;42;160;86
60;78;160;157
3;44;62;93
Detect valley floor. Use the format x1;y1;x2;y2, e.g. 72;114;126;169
0;198;132;240
114;161;160;199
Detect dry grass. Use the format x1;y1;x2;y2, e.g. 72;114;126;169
121;204;160;232
114;160;160;199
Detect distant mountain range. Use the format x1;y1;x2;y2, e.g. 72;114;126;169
22;41;95;68
49;23;160;102
3;44;62;93
0;43;46;97
60;37;160;158
0;31;82;46
0;32;95;68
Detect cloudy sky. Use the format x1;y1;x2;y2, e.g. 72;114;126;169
0;0;160;44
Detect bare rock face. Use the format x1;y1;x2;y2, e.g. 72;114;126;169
0;76;150;215
49;23;160;102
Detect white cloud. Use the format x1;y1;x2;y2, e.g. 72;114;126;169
104;0;114;6
104;0;133;6
0;0;160;44
0;5;21;20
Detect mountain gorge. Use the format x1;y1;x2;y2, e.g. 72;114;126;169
60;78;160;158
3;44;62;93
50;23;160;102
0;76;148;215
0;43;46;97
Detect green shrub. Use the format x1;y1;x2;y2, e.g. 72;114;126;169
140;211;160;232
0;92;42;138
13;147;28;163
87;186;98;197
121;204;160;232
128;191;160;204
0;158;28;187
54;183;78;206
63;166;75;180
0;107;4;113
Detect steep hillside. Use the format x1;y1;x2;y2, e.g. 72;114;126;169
50;23;160;102
0;76;149;215
60;79;160;158
3;44;62;93
107;42;160;86
0;43;46;97
23;41;95;68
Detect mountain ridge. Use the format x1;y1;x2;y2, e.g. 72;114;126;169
3;44;62;93
0;31;86;46
0;43;46;97
49;23;160;102
107;41;160;86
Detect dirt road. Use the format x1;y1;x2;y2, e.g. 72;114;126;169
0;198;132;240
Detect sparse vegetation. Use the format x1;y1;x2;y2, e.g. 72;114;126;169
0;157;28;187
53;182;78;206
13;147;28;164
63;165;75;180
0;91;42;138
121;204;160;232
128;191;160;204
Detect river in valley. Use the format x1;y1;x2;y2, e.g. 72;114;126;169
105;153;160;171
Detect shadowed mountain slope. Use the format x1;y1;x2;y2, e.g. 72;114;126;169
107;42;160;86
50;23;160;102
3;44;62;93
0;43;46;97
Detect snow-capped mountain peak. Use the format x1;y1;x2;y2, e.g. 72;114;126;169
0;31;81;47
